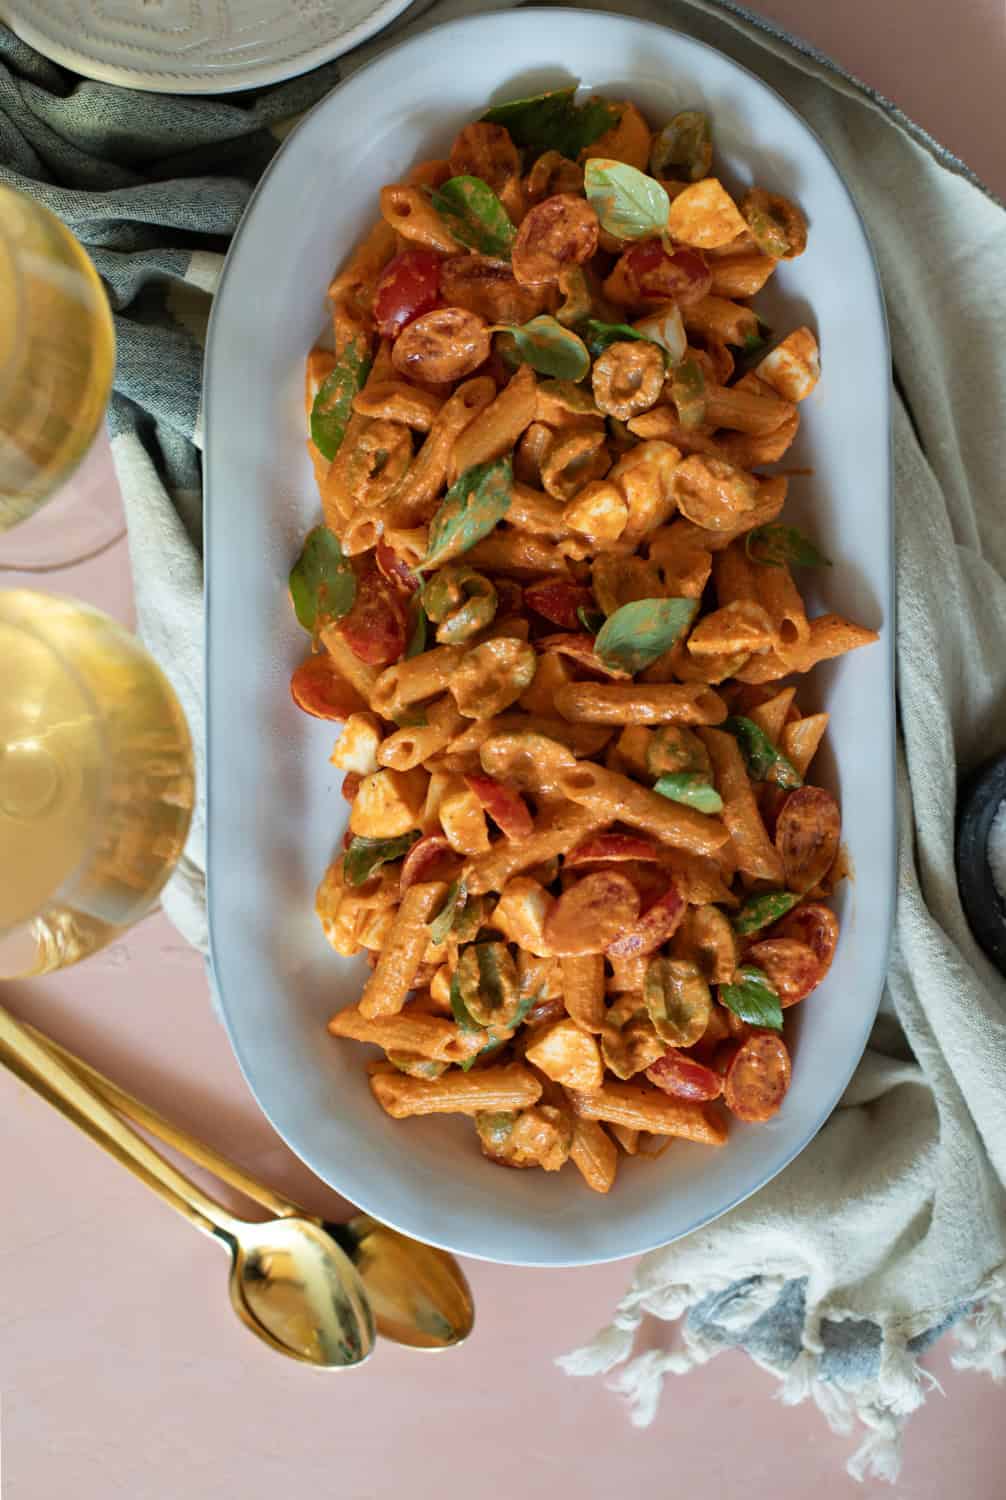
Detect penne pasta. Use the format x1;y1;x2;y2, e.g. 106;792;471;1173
568;1080;727;1144
465;529;572;577
782;711;829;777
705;385;796;436
554;681;728;727
734;614;880;683
379;184;459;254
698;727;784;882
359;881;448;1019
328;1004;480;1062
371;1062;542;1117
464;804;605;895
448;364;537;482
372;646;467;719
378;697;464;771
567;1110;619;1193
556;761;729;855
294;85;876;1190
748;686;797;745
353;379;445;430
381;377;496;526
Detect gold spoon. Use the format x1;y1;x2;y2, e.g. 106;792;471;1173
0;1006;375;1369
26;1023;475;1351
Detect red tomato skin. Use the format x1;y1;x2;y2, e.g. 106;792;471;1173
623;242;711;305
646;1051;723;1101
376;538;419;594
524;580;596;631
399;834;462;890
606;878;686;958
566;834;661;865
290;655;366;720
336;563;408;668
374;251;443;339
463;774;534;840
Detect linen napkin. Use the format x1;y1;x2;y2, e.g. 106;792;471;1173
2;2;1005;1481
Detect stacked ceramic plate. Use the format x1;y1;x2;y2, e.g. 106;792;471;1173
4;0;419;92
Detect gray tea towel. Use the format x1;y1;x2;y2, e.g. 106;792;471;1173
2;1;1005;1482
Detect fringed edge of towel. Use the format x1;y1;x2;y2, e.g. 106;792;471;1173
557;1267;1006;1484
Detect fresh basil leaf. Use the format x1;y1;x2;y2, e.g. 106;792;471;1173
482;85;619;160
391;708;429;728
429;878;467;946
653;772;723;815
732;890;800;937
577;604;606;634
594;597;699;675
497;315;590;381
430;176;516;258
406;603;428;658
343;830;420;887
450;971;482;1034
310;338;371;461
719;965;784;1031
581;319;660;359
288;526;357;634
417;456;513;573
745;525;832;570
670;354;706;428
724;716;803;790
584;159;670;241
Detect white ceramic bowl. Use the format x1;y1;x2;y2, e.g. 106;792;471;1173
205;8;895;1266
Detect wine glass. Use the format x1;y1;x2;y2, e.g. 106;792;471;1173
0;589;195;978
0;185;124;571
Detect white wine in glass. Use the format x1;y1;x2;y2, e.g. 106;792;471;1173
0;185;120;570
0;591;194;977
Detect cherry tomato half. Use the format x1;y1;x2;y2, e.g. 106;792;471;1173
335;562;409;668
374;250;443;339
622;242;711;306
290;654;366;720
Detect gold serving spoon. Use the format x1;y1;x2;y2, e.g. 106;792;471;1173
0;1006;375;1369
23;1022;475;1352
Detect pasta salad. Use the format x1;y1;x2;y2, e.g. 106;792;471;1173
289;85;878;1193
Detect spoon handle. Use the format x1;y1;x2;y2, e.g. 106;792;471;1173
0;1006;243;1242
21;1021;307;1223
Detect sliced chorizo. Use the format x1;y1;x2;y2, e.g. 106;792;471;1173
543;871;640;956
723;1030;791;1121
391;307;491;384
439;254;552;326
771;902;839;975
512;194;599;286
745;937;821;1006
775;786;841;893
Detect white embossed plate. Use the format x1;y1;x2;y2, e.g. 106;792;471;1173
204;10;895;1266
4;0;416;94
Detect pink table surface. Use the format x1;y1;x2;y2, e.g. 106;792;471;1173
3;6;1004;1496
